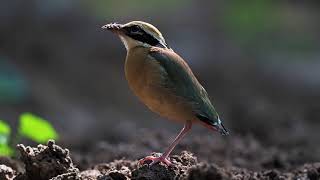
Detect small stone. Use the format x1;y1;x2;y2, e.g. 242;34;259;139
0;165;15;180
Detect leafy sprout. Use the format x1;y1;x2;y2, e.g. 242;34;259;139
0;120;13;156
19;113;59;143
0;113;59;156
0;120;10;136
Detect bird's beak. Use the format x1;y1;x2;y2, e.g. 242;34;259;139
101;23;124;34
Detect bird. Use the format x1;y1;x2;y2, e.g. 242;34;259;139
102;21;229;166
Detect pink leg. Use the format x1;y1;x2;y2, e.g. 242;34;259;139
139;121;192;166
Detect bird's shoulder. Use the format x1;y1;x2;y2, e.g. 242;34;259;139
148;47;194;79
147;47;199;91
147;47;205;104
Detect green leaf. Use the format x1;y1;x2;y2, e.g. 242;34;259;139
0;144;13;156
0;120;10;135
0;120;10;145
18;113;59;143
0;120;13;157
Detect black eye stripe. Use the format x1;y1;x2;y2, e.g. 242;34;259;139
124;25;142;33
130;33;159;46
124;26;167;48
130;25;141;32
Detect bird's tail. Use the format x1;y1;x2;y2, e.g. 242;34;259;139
216;119;229;136
196;114;229;136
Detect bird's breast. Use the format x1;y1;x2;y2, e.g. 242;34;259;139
124;47;193;121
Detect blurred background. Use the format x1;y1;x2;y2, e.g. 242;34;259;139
0;0;320;169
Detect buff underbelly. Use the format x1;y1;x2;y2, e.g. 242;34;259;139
125;47;194;122
134;84;194;122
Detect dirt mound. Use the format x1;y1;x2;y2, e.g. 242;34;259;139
0;141;319;180
15;140;79;180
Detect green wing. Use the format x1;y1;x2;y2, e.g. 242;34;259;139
149;48;219;124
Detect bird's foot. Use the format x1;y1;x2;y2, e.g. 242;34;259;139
138;155;172;166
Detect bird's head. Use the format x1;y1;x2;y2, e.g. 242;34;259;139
102;21;168;50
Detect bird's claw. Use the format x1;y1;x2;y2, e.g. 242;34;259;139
138;155;172;166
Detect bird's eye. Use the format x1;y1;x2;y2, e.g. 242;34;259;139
130;26;140;33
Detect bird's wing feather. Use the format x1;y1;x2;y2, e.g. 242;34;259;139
148;47;219;124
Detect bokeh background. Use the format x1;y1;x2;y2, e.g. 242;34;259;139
1;0;320;169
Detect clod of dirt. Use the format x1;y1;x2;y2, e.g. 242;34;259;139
80;169;102;179
15;140;79;180
299;163;320;180
186;163;228;180
262;169;281;180
131;151;198;180
88;159;137;180
0;164;15;180
85;151;198;180
131;164;176;180
0;156;23;174
50;171;80;180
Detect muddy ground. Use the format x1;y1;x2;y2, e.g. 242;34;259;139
1;2;320;179
1;133;319;180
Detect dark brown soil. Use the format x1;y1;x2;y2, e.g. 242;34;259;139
1;140;319;180
14;140;79;180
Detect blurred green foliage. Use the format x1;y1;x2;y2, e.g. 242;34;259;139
19;113;59;143
224;0;279;36
223;0;280;43
223;0;318;59
0;58;28;103
0;113;58;156
81;0;191;17
0;120;13;156
0;120;10;136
